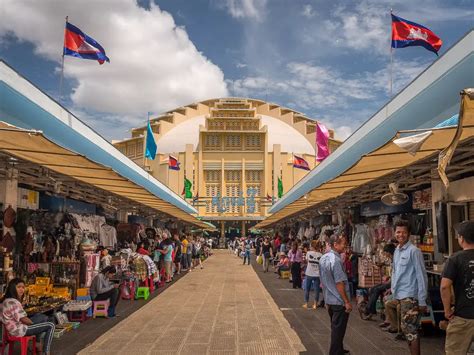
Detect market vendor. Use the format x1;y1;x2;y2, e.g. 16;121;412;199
1;278;55;355
90;266;120;317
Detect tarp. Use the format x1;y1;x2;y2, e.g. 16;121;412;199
255;90;474;229
0;122;213;230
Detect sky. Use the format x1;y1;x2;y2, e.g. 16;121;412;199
0;0;472;142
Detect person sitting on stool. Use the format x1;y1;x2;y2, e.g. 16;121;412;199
90;266;120;317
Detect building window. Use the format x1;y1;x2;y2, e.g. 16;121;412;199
136;141;143;156
204;134;221;150
225;134;242;150
245;134;262;150
225;170;242;214
205;170;221;214
246;170;262;214
127;143;136;157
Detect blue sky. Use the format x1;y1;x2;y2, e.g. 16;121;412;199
0;0;472;141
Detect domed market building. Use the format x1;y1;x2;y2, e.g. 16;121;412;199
113;98;341;241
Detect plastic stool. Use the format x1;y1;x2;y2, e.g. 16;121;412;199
2;324;36;355
135;287;150;300
121;280;136;300
92;300;110;318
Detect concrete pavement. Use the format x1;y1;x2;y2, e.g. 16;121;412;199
79;250;306;354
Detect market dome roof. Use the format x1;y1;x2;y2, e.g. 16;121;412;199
156;114;315;155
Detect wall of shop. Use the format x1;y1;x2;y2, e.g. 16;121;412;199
431;176;474;260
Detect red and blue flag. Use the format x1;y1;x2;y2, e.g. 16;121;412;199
63;22;110;64
293;155;310;171
391;14;442;55
168;155;180;171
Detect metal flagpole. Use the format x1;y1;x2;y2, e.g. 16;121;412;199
389;9;394;98
145;112;149;175
59;16;68;102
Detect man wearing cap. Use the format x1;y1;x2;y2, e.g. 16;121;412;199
319;234;352;355
441;220;474;355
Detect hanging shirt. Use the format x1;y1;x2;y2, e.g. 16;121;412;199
99;224;117;249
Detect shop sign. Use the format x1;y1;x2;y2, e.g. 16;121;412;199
210;187;258;213
17;188;39;210
412;188;432;210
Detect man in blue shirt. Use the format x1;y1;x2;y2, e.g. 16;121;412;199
320;234;352;355
386;220;428;355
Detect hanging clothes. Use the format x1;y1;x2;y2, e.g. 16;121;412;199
352;224;371;254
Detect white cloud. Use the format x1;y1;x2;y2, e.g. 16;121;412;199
218;0;268;21
301;4;316;18
0;0;228;117
230;58;428;139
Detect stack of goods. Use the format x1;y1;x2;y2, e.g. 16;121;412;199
24;277;70;314
358;257;382;288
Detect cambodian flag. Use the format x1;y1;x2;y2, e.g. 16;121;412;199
293;155;310;171
63;22;110;64
391;14;442;55
168;155;180;171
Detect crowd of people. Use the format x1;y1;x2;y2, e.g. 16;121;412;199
230;219;474;355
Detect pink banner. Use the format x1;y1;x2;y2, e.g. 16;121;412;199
316;123;330;162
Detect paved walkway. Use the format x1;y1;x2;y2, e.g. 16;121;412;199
251;256;446;355
79;250;306;354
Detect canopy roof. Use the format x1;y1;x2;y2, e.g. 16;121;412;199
256;90;474;229
0;60;212;230
268;30;474;216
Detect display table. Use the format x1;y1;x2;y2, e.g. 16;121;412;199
25;300;68;316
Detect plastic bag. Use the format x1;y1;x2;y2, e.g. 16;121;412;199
256;255;263;264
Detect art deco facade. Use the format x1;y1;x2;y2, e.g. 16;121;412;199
113;98;341;236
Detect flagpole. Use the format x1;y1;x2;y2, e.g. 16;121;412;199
389;9;394;98
59;16;68;103
145;112;149;174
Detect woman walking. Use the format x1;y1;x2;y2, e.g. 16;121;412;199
303;240;323;309
260;237;273;272
288;241;303;289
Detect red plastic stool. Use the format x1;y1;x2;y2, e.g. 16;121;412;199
2;324;36;355
148;276;155;292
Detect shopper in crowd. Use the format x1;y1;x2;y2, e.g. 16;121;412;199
274;233;282;255
180;235;188;270
186;236;194;271
303;240;323;309
90;266;120;317
275;252;290;277
242;236;252;265
363;243;396;320
260;237;273;272
193;238;204;269
157;238;174;282
137;241;150;256
440;220;474;355
320;234;352;355
288;241;303;289
173;233;182;276
1;278;55;355
386;220;427;355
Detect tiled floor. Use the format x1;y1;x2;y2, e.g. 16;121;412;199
78;250;306;354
